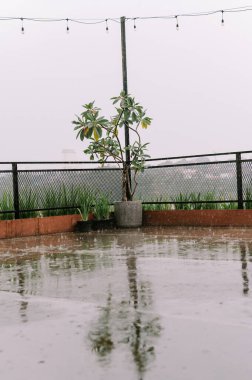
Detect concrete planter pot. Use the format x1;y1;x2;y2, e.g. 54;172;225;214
114;201;142;228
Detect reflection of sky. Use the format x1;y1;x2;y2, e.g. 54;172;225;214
0;228;252;379
0;229;251;299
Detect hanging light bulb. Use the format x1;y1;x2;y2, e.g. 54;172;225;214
133;18;136;30
175;16;179;31
105;19;109;33
66;18;70;33
20;17;24;34
221;10;224;26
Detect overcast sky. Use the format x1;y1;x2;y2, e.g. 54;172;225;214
0;0;252;162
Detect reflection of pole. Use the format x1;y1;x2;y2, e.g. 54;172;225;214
127;255;138;308
120;16;132;199
240;242;249;295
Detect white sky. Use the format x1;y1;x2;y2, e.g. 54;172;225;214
0;0;252;161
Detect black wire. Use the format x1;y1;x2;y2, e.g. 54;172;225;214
0;16;120;24
126;5;252;20
1;6;252;24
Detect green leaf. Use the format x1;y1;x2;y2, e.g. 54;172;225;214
86;128;93;139
93;128;99;141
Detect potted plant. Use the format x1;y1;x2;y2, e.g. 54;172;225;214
75;189;95;232
72;91;152;227
73;91;151;227
92;193;115;230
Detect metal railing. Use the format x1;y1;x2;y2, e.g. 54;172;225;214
1;150;252;219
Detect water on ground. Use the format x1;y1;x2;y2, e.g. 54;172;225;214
0;227;252;380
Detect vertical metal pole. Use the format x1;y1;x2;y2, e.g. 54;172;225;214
236;153;244;209
12;163;20;219
120;16;132;199
121;17;128;96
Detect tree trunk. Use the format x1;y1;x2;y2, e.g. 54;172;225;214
122;164;132;201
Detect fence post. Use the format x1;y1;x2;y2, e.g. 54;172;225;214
12;163;20;219
236;153;244;209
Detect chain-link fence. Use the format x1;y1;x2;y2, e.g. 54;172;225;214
1;151;252;219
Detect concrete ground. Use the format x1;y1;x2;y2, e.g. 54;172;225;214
0;227;252;380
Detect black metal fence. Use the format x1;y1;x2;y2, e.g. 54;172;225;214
1;150;252;219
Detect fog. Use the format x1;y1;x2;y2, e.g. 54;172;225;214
0;0;252;161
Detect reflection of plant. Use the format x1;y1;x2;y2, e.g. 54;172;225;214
126;255;161;376
239;242;249;295
89;292;114;358
88;254;161;378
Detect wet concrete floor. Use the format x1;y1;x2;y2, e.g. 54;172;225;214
0;227;252;380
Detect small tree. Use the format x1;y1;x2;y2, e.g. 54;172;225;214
73;91;152;201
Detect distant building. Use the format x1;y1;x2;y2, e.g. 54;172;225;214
61;149;77;162
61;149;77;169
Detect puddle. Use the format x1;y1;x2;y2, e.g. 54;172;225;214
0;227;252;380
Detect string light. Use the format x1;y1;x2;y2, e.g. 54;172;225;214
66;18;69;33
221;10;224;26
20;17;24;34
175;15;179;30
0;5;252;33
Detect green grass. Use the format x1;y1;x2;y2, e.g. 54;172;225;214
0;192;14;220
143;196;171;211
77;188;96;221
0;188;247;220
172;193;191;210
19;189;38;218
41;185;75;216
245;188;252;209
0;186;98;219
93;193;111;220
41;185;96;217
144;192;238;211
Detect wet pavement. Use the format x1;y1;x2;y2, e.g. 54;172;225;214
0;227;252;380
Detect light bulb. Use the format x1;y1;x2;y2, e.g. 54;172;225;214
221;11;224;26
175;16;179;31
20;18;24;34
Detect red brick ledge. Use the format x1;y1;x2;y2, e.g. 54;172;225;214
0;214;81;239
2;210;252;239
143;210;252;227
